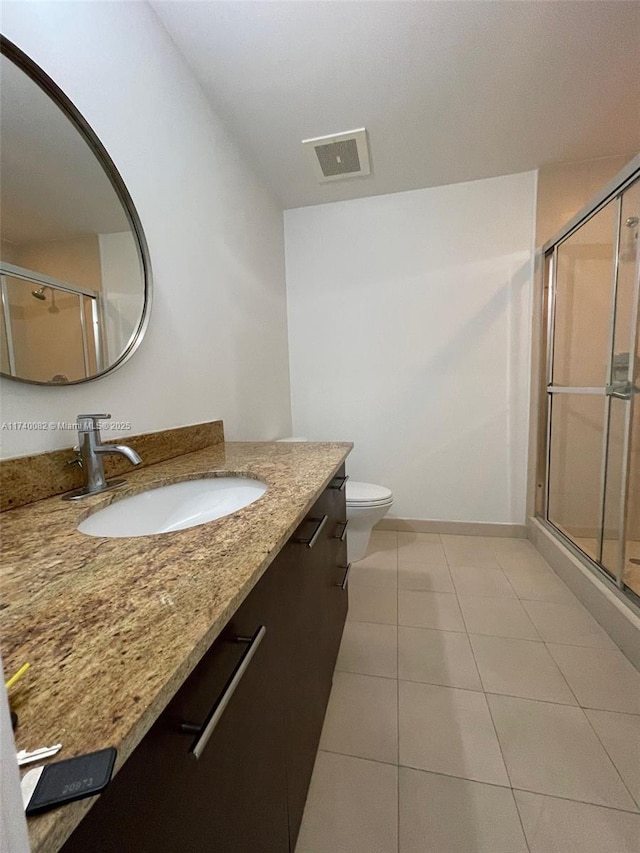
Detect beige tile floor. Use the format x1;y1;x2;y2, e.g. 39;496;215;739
295;531;640;853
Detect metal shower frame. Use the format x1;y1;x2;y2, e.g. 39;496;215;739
535;154;640;599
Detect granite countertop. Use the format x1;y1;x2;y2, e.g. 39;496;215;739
0;439;352;853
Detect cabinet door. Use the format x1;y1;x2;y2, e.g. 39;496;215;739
274;534;327;849
278;470;349;849
61;564;288;853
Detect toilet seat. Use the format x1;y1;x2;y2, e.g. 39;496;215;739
346;481;393;507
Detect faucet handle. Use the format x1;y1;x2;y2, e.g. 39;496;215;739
77;413;111;430
67;447;83;468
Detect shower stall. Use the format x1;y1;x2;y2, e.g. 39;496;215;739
0;261;103;383
536;157;640;608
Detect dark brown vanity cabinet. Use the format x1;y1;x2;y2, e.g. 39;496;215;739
275;466;349;849
60;471;348;853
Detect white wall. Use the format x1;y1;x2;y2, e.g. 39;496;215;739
285;172;536;524
0;1;292;458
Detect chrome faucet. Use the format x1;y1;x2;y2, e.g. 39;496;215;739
63;413;142;500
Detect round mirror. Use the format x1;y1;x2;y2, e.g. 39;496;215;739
0;38;151;385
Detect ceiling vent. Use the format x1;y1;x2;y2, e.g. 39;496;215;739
302;128;371;183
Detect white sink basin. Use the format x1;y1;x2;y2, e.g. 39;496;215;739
77;477;268;537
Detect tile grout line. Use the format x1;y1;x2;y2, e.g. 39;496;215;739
318;748;640;824
316;745;640;819
458;556;532;852
335;658;633;712
348;607;634;652
508;784;640;817
336;660;640;714
577;699;640;813
315;746;398;771
476;654;533;851
511;793;533;853
495;560;521;599
453;577;544;644
560;703;640;718
540;640;594;710
544;636;640;680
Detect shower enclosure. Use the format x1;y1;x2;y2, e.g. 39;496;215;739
0;262;103;383
536;157;640;606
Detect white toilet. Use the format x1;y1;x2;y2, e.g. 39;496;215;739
277;438;393;564
346;481;394;563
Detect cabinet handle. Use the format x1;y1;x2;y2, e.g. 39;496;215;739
337;563;352;589
334;520;349;541
292;515;328;549
329;475;349;491
179;625;266;759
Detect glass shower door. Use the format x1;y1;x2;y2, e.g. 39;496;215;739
546;176;640;595
600;181;640;594
547;198;617;567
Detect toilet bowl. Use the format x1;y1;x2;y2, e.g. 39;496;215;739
346;481;393;563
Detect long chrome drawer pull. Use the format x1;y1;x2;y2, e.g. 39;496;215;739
334;520;349;541
338;563;352;589
180;625;266;759
292;515;328;549
329;475;349;491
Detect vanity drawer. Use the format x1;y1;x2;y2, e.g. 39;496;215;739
61;563;288;853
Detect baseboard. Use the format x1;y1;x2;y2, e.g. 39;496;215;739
529;517;640;670
374;518;528;538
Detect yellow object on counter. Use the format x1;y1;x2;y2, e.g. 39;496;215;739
5;662;30;689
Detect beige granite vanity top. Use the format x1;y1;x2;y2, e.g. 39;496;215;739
0;439;352;853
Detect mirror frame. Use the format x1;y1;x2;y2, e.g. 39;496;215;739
0;35;152;385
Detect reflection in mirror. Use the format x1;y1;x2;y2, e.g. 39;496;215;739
0;41;150;385
0;271;99;382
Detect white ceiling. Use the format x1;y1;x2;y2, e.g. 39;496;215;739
152;1;640;210
0;56;130;244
